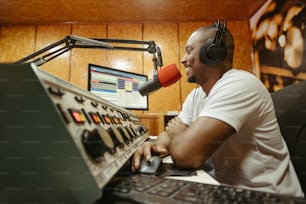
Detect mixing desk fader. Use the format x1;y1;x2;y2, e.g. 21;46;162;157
0;63;149;203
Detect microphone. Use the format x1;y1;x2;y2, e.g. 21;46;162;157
138;64;182;96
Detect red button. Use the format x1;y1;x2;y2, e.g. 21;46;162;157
90;113;102;123
69;109;86;123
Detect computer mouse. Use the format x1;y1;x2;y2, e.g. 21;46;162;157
137;155;162;174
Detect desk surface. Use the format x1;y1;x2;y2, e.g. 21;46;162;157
162;155;220;186
147;136;219;186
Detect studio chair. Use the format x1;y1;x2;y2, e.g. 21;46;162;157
271;80;306;195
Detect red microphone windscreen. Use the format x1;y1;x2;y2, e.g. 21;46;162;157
157;64;182;87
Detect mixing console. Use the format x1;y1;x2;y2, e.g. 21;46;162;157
0;63;148;203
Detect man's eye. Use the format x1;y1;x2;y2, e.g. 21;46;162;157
186;48;192;55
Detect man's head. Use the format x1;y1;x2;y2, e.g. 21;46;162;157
181;21;234;84
199;21;227;66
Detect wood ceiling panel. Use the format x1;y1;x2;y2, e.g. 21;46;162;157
0;0;267;25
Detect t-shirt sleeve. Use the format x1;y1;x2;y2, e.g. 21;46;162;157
178;89;197;126
199;77;266;132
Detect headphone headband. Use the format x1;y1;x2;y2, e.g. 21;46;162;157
214;20;226;46
199;20;227;66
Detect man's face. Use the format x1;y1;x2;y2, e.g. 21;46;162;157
181;30;208;83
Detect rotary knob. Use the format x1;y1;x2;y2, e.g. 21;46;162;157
125;126;137;139
137;125;148;135
81;128;114;162
118;126;132;144
107;126;125;149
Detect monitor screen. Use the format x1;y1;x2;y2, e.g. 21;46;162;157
88;63;148;110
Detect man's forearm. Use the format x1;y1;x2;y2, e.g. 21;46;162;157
154;131;172;155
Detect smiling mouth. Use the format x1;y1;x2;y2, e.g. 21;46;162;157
185;65;192;69
184;65;192;74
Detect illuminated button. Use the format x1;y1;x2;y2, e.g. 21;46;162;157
115;117;122;124
89;112;102;124
68;109;86;123
102;114;112;124
111;116;118;124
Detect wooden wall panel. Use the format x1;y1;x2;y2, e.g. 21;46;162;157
228;21;253;72
107;24;144;115
0;26;35;63
107;24;143;74
71;25;107;90
143;23;181;113
0;20;254;121
137;114;163;136
36;25;71;81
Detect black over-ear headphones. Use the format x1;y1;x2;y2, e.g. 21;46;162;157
199;20;227;66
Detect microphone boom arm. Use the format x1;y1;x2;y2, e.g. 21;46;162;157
15;35;163;69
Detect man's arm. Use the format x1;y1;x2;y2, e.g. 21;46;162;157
169;116;235;169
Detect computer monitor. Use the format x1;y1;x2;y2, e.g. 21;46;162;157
88;63;148;110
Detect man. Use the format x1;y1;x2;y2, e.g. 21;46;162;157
132;21;304;197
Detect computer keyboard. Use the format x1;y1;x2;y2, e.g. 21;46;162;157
102;174;306;204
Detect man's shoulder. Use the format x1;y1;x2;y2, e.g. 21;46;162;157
226;69;256;78
222;69;262;86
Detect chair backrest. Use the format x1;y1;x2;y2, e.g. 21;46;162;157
271;80;306;194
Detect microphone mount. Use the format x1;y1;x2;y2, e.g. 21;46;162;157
14;35;163;70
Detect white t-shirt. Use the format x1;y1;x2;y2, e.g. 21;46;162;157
178;69;304;197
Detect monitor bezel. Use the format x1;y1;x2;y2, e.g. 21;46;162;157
87;63;149;110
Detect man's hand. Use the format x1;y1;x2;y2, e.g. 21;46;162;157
131;118;186;172
131;141;168;172
165;117;188;138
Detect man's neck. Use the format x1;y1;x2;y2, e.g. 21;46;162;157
200;68;229;95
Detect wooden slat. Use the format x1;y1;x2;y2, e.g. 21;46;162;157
106;24;143;74
0;21;255;131
143;23;181;113
70;25;107;89
229;21;253;72
36;25;71;81
0;26;35;63
0;0;267;25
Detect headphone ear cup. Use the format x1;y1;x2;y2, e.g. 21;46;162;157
199;39;227;66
